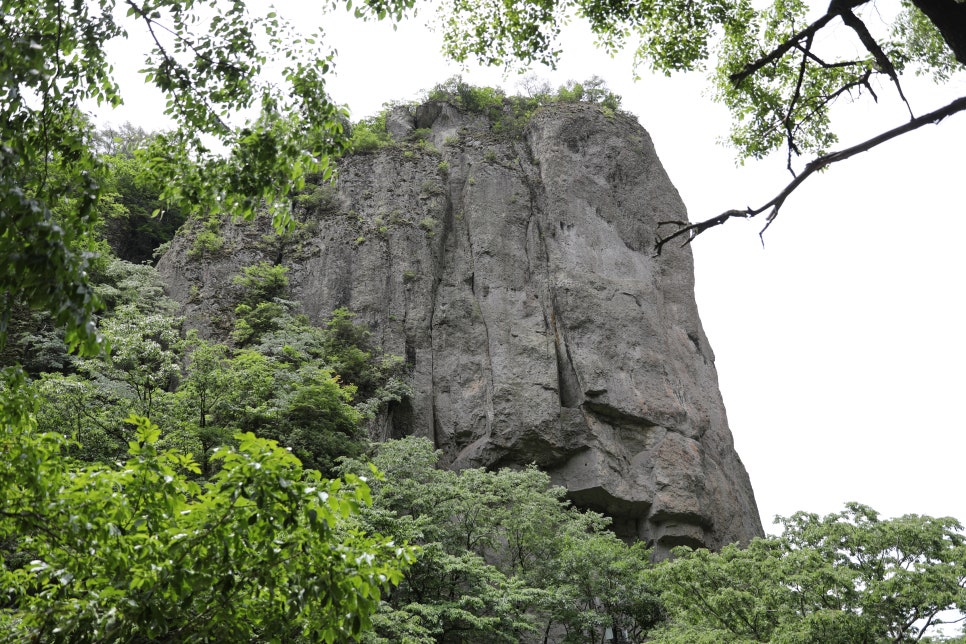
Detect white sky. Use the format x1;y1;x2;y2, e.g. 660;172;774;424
102;2;966;534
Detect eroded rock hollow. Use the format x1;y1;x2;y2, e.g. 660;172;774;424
158;101;763;553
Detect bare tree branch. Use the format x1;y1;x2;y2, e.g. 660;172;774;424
732;0;914;173
785;34;814;171
790;43;865;70
655;95;966;255
837;8;913;118
788;68;876;145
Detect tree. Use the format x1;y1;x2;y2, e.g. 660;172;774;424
431;0;964;248
234;261;291;308
32;373;128;461
177;333;232;475
648;503;966;643
0;411;416;642
546;535;662;643
339;437;665;643
95;124;188;264
85;303;183;419
1;0;352;352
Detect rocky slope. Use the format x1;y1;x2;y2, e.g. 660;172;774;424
157;100;763;553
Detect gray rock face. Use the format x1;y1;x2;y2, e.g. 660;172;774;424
385;106;415;140
157;101;763;553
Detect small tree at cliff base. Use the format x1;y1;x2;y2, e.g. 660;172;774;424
648;502;966;643
339;437;665;643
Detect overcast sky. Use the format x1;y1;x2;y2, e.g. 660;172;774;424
103;2;966;533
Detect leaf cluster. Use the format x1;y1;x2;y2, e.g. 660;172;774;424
0;408;414;642
650;503;966;643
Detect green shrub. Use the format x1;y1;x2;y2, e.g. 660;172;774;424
233;261;289;306
232;301;289;346
423;76;623;140
408;128;432;141
415;137;438;153
152;239;172;260
428;76;505;117
348;114;392;154
294;180;340;212
188;215;224;259
420;179;444;197
555;76;622;110
189;229;222;258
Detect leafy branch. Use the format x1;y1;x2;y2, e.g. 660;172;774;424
729;11;842;87
123;0;237;134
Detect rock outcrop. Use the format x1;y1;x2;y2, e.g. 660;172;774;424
157;101;763;553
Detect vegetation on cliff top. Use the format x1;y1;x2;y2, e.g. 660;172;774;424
346;75;624;154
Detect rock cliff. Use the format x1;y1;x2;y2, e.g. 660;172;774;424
157;100;763;553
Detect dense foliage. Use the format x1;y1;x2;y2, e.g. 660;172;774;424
2;177;415;639
649;504;966;643
95;123;188;264
29;253;406;478
0;411;412;642
340;438;663;643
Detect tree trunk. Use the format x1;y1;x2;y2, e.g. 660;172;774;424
911;0;966;64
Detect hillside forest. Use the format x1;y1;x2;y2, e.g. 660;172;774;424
1;79;964;642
